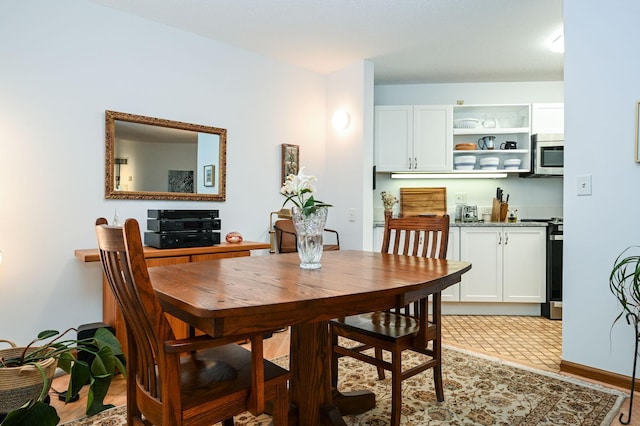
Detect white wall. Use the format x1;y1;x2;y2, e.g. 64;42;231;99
0;0;346;343
562;0;640;376
324;61;375;250
375;81;564;106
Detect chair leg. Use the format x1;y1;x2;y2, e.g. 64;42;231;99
222;418;235;426
331;328;339;388
390;349;403;426
433;363;444;402
375;347;386;380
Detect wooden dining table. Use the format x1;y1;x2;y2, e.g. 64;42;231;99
148;249;471;426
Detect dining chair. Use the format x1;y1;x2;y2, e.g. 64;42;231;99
273;218;340;253
330;213;450;426
95;217;290;426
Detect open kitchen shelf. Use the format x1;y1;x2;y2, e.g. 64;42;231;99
453;127;529;136
453;104;531;174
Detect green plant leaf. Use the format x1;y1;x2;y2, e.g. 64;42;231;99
36;330;59;341
68;360;90;398
609;246;640;325
0;400;59;426
86;375;115;416
92;328;124;357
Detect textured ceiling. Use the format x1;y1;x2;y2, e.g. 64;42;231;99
87;0;564;84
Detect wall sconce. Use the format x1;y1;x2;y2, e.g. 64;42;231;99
332;109;351;130
549;33;564;53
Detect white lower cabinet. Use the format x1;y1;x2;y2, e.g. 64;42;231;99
441;227;460;301
459;227;546;303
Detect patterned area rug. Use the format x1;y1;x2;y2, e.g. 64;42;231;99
61;346;626;426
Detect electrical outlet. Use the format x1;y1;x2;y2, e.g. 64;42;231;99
348;208;356;222
455;192;467;204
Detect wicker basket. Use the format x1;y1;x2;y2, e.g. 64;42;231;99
0;340;58;414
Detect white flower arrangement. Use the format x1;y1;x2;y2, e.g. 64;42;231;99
281;167;332;216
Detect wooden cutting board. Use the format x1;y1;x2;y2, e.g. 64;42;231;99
400;187;447;217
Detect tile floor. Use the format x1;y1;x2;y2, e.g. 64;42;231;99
441;315;562;372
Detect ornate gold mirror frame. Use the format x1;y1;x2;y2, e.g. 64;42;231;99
105;110;226;201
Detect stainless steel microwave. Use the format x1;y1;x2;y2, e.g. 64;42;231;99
523;134;564;177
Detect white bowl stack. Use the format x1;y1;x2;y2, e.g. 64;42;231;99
503;159;522;170
479;157;499;170
454;155;476;170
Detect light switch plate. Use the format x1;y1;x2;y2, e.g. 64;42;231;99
576;175;592;196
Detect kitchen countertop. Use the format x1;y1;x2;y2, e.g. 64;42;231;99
373;220;548;228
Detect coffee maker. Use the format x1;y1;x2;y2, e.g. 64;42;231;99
461;205;479;222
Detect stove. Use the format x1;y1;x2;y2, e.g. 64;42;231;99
520;218;563;319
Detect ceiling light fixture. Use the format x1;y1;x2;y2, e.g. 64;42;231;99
391;173;507;179
332;109;350;130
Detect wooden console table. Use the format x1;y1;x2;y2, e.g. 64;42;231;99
75;241;270;350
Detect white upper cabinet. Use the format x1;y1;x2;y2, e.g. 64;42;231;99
531;103;564;134
374;106;413;171
375;105;452;172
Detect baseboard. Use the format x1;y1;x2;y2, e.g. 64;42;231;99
560;359;637;391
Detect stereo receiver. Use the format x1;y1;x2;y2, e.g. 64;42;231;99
147;218;221;232
147;209;219;220
144;231;221;249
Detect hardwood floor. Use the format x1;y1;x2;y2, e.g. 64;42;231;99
51;316;637;425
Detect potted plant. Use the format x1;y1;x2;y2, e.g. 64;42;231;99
0;327;125;426
609;246;640;424
609;246;640;324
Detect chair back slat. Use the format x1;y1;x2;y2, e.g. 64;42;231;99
381;213;450;317
95;218;176;401
381;214;449;260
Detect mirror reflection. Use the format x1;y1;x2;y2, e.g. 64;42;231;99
105;111;226;201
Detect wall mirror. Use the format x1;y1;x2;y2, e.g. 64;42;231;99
105;110;226;201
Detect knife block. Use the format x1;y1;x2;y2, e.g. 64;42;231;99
491;198;509;222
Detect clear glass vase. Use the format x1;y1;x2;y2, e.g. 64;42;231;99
290;206;328;269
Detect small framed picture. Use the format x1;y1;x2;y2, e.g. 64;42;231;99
636;102;640;162
203;164;214;187
281;144;299;184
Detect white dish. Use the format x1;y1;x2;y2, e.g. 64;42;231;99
453;118;481;129
455;165;475;170
480;166;498;170
479;157;499;167
454;155;476;164
503;159;522;167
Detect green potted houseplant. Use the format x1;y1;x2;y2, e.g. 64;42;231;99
610;246;640;324
609;245;640;424
0;327;125;426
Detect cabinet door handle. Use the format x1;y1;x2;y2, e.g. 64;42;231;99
413;157;417;170
408;157;412;169
504;232;509;245
498;234;502;245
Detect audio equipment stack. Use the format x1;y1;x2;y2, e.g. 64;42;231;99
144;209;221;249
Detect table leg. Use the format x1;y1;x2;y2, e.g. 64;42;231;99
290;321;346;426
290;321;376;425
